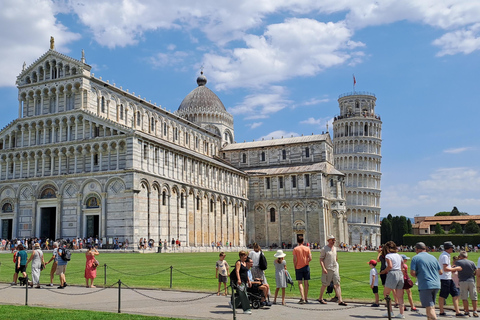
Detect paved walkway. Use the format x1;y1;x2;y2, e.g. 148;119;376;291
0;282;437;319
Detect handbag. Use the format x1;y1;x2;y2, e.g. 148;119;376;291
92;259;99;269
403;278;414;289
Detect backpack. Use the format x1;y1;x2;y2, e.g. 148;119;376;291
60;248;71;261
258;252;268;271
285;270;295;291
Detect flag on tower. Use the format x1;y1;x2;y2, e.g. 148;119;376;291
353;74;356;86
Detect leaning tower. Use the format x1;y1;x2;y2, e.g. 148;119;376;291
332;92;382;247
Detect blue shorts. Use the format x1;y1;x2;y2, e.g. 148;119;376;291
439;279;459;299
295;265;310;281
419;289;439;307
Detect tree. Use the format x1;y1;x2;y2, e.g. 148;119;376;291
451;207;461;216
397;216;409;245
407;219;412;234
465;220;480;234
392;216;401;244
449;221;463;234
435;211;451;216
381;218;392;244
434;223;445;234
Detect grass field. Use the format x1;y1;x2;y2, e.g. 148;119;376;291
1;249;477;305
0;305;185;320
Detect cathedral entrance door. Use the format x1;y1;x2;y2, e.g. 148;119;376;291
40;207;56;239
1;219;12;239
297;234;304;243
86;215;99;238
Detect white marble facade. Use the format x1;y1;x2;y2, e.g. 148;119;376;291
0;44;381;248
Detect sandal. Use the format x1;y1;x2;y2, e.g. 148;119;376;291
317;299;327;304
338;301;348;306
411;307;418;311
473;312;478;317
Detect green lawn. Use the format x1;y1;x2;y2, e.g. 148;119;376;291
0;305;185;320
1;249;477;304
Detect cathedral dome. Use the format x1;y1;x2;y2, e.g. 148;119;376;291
177;72;227;114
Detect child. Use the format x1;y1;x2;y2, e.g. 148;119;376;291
273;250;287;305
369;259;380;307
216;252;229;296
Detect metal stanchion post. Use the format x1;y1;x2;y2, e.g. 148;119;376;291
118;279;121;314
232;286;236;320
104;264;107;286
385;294;391;320
25;275;29;306
170;266;173;288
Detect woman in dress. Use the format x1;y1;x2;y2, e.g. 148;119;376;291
273;250;287;305
26;243;45;288
379;241;405;318
84;244;100;288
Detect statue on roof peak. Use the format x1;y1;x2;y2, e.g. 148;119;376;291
50;36;55;50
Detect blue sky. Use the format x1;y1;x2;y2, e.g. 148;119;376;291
1;0;479;218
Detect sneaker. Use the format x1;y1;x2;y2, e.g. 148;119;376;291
243;309;252;314
383;312;395;317
395;314;405;319
371;303;380;307
48;283;54;287
57;286;64;289
265;301;272;307
473;311;478;317
10;282;17;286
63;282;68;287
455;314;466;317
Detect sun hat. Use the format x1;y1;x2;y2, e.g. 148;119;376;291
274;250;286;258
444;241;454;251
34;243;40;248
327;235;336;240
400;254;410;260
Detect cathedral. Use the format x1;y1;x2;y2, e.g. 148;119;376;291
0;40;382;248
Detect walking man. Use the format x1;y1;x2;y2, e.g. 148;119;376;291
438;241;464;317
292;235;312;304
410;242;443;320
56;243;69;289
317;235;347;306
455;251;478;316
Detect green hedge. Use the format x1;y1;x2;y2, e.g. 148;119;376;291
403;234;480;247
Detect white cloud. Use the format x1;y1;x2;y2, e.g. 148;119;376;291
148;51;189;68
301;98;330;106
248;122;263;129
229;86;292;119
205;18;364;90
258;130;299;141
433;23;480;56
382;167;480;215
443;147;474;154
0;0;80;86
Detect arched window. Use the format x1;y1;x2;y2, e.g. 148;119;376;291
150;117;155;132
364;124;368;136
196;196;200;211
222;202;226;214
163;123;167;136
210;199;214;212
2;203;13;213
270;208;276;222
242;153;246;163
261;151;265;161
120;104;124;120
180;193;185;208
282;149;286;160
101;97;105;113
162;191;166;205
305;147;310;158
136;111;141;127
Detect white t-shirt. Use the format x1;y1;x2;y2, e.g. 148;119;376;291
386;253;402;271
370;268;379;286
439;251;451;280
248;250;261;267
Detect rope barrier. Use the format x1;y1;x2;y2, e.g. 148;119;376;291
42;281;119;296
121;281;217;302
106;265;171;276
